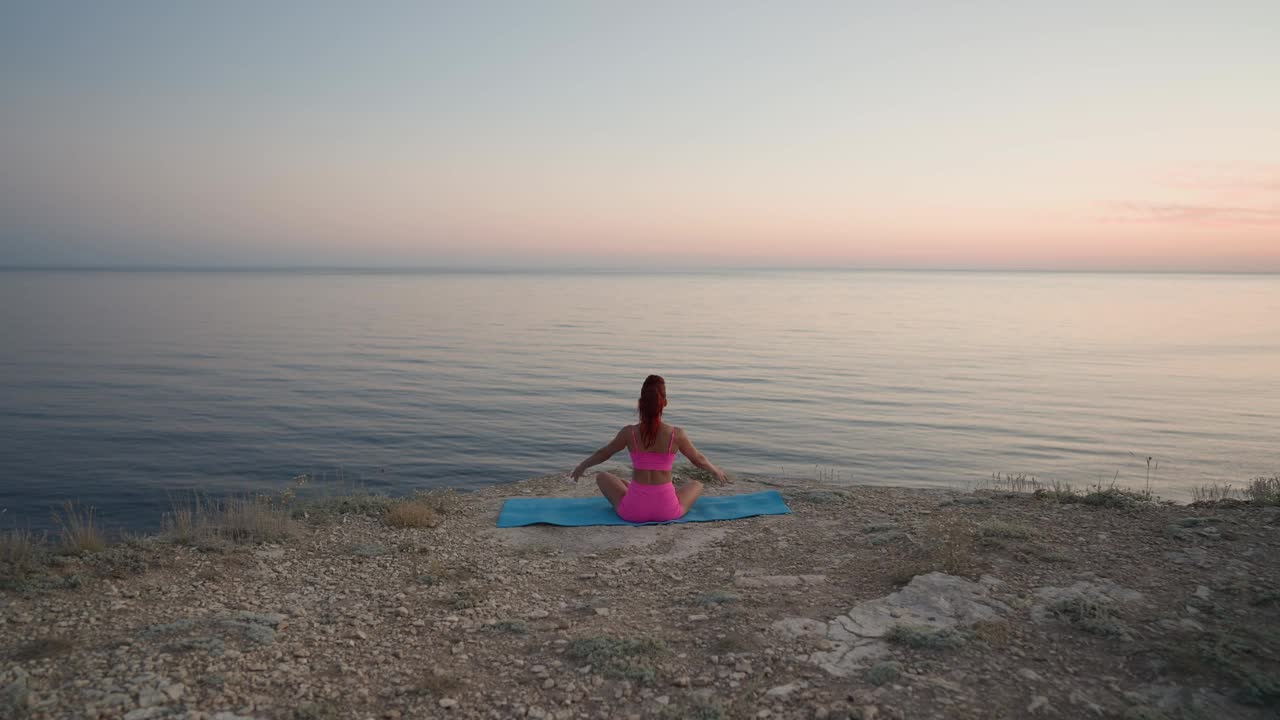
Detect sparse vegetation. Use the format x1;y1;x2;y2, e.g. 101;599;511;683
987;472;1038;494
385;500;439;528
567;636;666;684
52;501;105;554
889;518;979;585
0;529;45;583
1049;596;1124;637
1032;479;1080;503
969;620;1011;647
1246;475;1280;506
3;470;1279;720
1080;485;1153;509
412;488;461;515
866;661;902;686
1028;478;1158;508
1192;482;1240;503
163;494;295;545
884;624;967;649
300;491;396;518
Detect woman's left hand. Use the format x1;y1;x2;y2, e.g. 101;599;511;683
570;464;585;482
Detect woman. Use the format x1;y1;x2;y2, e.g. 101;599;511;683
570;375;729;522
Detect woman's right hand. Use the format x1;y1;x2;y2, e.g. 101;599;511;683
570;464;585;482
713;467;730;485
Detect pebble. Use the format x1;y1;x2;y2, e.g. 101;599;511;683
438;697;459;708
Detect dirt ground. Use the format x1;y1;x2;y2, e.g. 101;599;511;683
3;471;1279;720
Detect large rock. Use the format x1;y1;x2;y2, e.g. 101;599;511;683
773;572;1009;676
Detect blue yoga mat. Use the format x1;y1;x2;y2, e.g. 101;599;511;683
496;490;791;528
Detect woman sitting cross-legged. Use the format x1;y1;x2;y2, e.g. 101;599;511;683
570;374;729;522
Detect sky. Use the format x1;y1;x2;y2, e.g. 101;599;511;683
1;1;1277;271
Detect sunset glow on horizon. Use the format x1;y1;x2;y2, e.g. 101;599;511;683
2;2;1277;271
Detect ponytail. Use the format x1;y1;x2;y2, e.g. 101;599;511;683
637;375;666;447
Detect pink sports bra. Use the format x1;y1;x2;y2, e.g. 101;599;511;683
629;426;677;471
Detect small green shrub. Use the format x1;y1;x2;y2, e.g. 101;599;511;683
1050;597;1124;637
884;624;966;649
1246;476;1280;506
1081;487;1149;508
866;661;901;686
567;636;666;684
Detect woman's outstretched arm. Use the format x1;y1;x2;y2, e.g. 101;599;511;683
674;428;729;484
570;427;629;481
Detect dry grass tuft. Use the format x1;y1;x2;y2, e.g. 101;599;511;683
986;472;1039;494
162;495;204;545
386;500;439;529
1032;479;1080;503
215;496;295;542
890;517;980;585
0;529;45;578
163;494;295;545
52;501;106;554
1191;483;1240;503
970;620;1011;647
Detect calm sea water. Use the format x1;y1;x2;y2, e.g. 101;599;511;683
1;270;1277;532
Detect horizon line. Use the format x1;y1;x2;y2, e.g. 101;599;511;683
1;264;1279;276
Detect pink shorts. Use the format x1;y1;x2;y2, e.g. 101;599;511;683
616;481;684;523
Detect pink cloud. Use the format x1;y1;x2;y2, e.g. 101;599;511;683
1108;202;1280;228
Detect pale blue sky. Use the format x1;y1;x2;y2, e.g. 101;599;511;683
2;1;1277;269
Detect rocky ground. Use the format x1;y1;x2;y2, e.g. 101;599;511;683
3;471;1279;720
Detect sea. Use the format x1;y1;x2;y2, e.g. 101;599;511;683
1;269;1277;532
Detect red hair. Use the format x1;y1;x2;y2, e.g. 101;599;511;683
637;375;666;447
